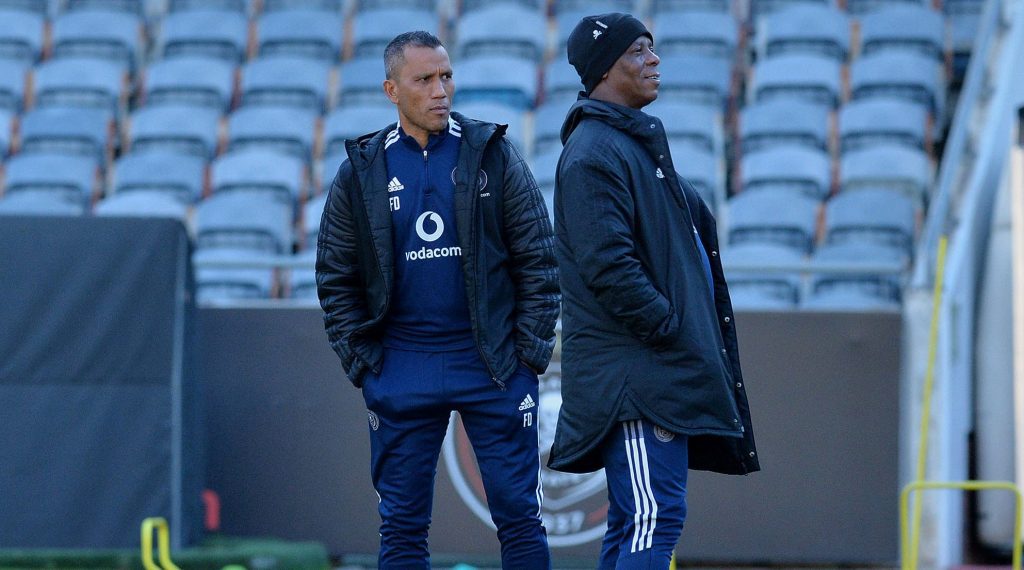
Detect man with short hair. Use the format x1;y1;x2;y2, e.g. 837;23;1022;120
316;31;558;568
547;13;760;569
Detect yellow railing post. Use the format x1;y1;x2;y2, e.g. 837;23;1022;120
141;517;181;570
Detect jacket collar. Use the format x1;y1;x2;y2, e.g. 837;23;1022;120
345;111;506;170
560;96;665;146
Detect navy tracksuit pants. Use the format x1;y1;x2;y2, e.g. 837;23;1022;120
361;346;550;569
599;419;689;569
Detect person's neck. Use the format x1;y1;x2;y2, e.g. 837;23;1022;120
588;86;640;110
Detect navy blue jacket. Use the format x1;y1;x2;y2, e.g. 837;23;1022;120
547;98;759;476
316;112;560;388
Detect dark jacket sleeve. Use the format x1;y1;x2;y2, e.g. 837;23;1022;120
558;156;680;347
315;160;373;387
500;140;561;373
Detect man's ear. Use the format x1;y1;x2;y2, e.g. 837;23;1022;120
383;79;399;104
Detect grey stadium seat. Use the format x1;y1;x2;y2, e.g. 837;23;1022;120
756;4;850;62
321;151;347;191
301;192;327;248
62;0;144;15
454;55;538;110
351;8;436;59
741;145;832;198
324;105;396;157
805;242;905;310
455;4;547;62
227;106;317;162
158;10;249;63
647;100;721;153
112;150;206;203
553;0;635;13
196;191;293;254
263;0;342;11
654;11;737;59
750;54;842;109
33;57;126;112
0;190;87;216
850;51;944;116
169;0;248;13
860;5;946;61
722;242;804;309
650;0;729;13
212;148;307;204
544;59;584;101
338;57;388;107
740;98;830;153
839;97;928;152
669;141;719;207
750;0;834;22
825;187;916;255
4;152;97;204
94;191;189;220
143;56;236;111
354;0;437;12
194;247;277;303
0;59;27;112
533;95;576;155
257;9;342;63
0;9;44;65
727;186;821;253
129;104;222;159
0;0;48;16
20;106;113;162
840;143;932;201
241;56;330;113
456;101;526;153
288;249;318;300
656;54;732;108
0;108;11;156
461;0;543;13
52;10;142;70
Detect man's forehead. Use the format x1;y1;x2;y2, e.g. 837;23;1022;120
399;46;450;71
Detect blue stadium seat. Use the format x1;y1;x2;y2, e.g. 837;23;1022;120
94;191;190;220
756;4;850;62
654;11;737;59
158;10;250;63
0;190;87;215
840;143;932;201
196;191;293;253
461;0;543;13
455;4;547;62
0;0;48;16
805;242;905;309
112;150;206;203
263;0;342;11
668;141;719;207
454;55;538;109
257;9;342;63
727;186;821;252
946;0;983;78
750;54;842;109
338;57;387;106
860;5;946;61
839;97;928;152
656;54;732;108
0;9;44;65
647;99;721;153
354;0;437;11
740;98;830;153
169;0;248;13
543;59;584;101
0;59;27;112
227;106;317;162
20;106;113;162
62;0;144;15
741;145;832;198
143;56;236;111
825;187;916;255
34;57;126;112
553;0;635;13
52;10;142;70
455;101;526;153
650;0;730;13
321;152;347;191
129;104;222;159
850;50;944;116
0;108;11;156
194;247;277;302
240;56;330;113
533;95;575;154
323;105;395;157
301;192;327;248
529;147;559;192
351;8;436;59
847;0;927;17
4;152;98;204
723;242;805;309
288;249;318;300
750;0;834;22
212;148;307;204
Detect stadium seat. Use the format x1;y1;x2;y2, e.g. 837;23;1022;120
240;56;330;113
455;101;526;153
727;186;821;252
0;190;87;215
52;10;142;70
263;0;342;11
840;143;932;202
321;152;347;190
669;140;720;207
301;192;327;248
722;242;805;309
338;57;387;107
212;148;307;204
750;54;842;109
351;8;436;59
94;191;190;220
257;9;342;63
128;104;222;159
860;5;946;61
741;145;832;198
454;55;538;109
3;152;98;204
750;0;834;22
62;0;144;15
846;0;928;17
20;106;114;162
553;0;635;13
740;98;830;153
0;9;44;65
839;97;928;152
112;150;206;203
533;95;575;154
194;247;277;302
0;0;48;16
354;0;437;11
0;59;27;113
850;51;944;116
0;108;11;156
805;242;905;309
288;249;318;300
195;191;293;253
529;147;560;192
33;57;126;113
323;105;395;157
755;4;850;62
142;56;236;111
647;99;722;153
455;4;547;62
656;54;732;108
461;0;543;13
158;10;250;63
650;0;729;13
227;106;317;162
543;59;584;102
653;11;737;59
946;0;983;79
824;187;916;255
169;0;248;13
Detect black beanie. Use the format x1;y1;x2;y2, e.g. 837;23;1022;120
567;13;653;94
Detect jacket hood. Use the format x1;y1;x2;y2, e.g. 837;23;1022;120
559;96;661;145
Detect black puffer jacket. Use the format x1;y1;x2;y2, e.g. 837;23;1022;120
548;98;759;476
316;112;560;387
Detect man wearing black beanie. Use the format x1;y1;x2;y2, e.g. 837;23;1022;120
548;12;760;569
